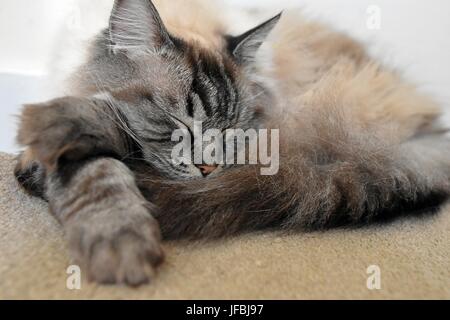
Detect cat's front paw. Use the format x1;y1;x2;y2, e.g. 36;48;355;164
17;97;124;170
66;207;164;287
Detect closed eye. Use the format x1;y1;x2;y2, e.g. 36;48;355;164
167;113;194;140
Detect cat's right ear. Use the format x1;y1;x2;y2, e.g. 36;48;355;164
109;0;173;54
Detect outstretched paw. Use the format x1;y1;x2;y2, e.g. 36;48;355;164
67;206;164;287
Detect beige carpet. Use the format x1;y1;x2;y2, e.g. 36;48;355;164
0;152;449;300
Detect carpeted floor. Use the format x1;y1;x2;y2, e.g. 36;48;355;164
0;152;449;299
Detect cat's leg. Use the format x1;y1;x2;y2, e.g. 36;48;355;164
47;157;164;286
15;96;131;199
17;96;164;285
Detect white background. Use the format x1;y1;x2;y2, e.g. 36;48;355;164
1;0;450;153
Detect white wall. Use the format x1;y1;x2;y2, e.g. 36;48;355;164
0;0;71;75
228;0;450;105
1;0;450;153
0;0;112;75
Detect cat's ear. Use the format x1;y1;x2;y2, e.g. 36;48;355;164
109;0;173;53
227;13;282;65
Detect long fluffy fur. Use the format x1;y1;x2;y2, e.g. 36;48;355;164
125;3;449;238
144;92;450;239
14;0;450;285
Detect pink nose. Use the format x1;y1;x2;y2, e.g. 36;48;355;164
196;165;218;177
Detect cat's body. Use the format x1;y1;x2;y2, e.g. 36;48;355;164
15;0;450;286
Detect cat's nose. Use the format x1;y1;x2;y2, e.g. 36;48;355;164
196;164;218;177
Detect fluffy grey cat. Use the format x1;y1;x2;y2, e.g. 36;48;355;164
14;0;450;286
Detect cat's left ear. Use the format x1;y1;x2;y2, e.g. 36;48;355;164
109;0;173;53
227;13;282;65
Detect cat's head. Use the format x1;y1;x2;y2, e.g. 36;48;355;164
76;0;281;179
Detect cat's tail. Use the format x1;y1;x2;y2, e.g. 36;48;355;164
146;107;450;239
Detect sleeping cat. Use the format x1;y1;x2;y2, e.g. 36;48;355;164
14;0;450;286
